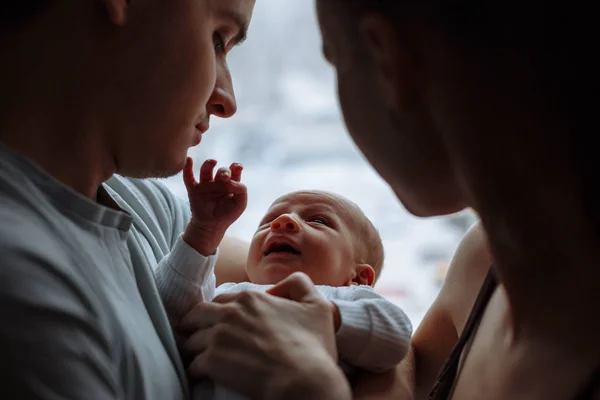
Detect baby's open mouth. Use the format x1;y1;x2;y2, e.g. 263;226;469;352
264;242;301;256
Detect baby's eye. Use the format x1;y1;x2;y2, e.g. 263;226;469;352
310;218;327;225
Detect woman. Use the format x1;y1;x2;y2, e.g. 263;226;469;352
181;1;600;398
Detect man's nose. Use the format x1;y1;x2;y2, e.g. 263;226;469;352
207;62;237;118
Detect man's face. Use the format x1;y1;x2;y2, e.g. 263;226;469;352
315;1;464;217
246;191;359;286
104;0;255;178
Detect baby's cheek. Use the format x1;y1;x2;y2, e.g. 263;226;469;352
246;247;260;268
315;244;345;275
245;261;261;284
247;233;264;260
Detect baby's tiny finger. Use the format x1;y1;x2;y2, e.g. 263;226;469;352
183;158;197;190
215;167;231;183
230;163;243;182
199;159;217;183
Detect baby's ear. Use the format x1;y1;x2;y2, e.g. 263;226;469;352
352;264;375;286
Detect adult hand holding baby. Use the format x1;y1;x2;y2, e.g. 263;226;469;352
182;158;247;256
181;272;351;400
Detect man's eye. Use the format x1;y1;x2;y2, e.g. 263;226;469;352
213;32;225;53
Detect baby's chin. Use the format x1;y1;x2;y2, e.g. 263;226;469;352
253;263;303;285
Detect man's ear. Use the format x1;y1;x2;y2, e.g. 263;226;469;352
102;0;129;26
359;13;421;111
352;264;375;286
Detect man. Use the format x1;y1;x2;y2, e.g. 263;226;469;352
0;1;255;398
179;1;600;399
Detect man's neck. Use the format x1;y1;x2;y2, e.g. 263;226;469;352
0;121;115;200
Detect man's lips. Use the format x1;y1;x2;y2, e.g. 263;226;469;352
195;122;209;134
263;236;301;256
192;122;208;146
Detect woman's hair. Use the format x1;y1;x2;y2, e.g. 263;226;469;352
1;2;52;27
337;0;596;229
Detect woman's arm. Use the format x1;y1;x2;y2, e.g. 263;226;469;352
352;221;491;400
214;235;250;285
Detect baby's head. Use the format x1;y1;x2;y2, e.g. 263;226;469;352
246;190;384;287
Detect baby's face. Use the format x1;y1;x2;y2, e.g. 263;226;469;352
246;191;359;286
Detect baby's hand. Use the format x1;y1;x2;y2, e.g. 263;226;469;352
182;158;247;256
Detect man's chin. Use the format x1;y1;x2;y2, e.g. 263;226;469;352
119;157;187;180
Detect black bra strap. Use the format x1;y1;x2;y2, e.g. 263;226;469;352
428;266;499;400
